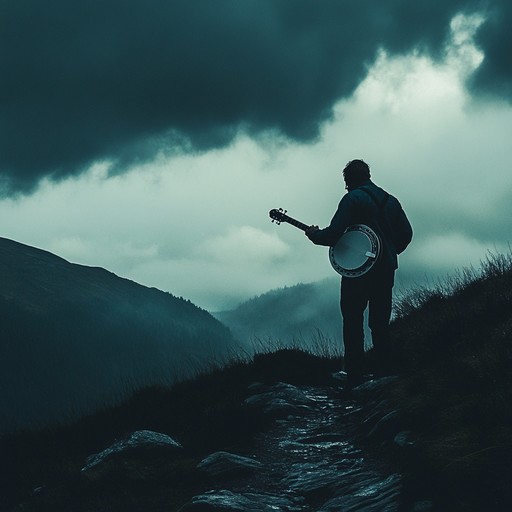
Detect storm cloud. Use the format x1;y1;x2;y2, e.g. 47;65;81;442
0;0;510;193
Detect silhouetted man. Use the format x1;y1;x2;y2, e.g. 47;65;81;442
306;159;412;388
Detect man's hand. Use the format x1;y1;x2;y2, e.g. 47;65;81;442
305;225;319;240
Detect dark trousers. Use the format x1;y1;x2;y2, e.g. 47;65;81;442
340;267;395;384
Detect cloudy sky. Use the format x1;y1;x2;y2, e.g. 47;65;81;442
1;0;511;311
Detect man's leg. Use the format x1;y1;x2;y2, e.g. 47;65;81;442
341;277;368;387
368;269;395;376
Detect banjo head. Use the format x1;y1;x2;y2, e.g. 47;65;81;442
329;224;381;277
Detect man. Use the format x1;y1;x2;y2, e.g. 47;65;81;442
305;159;412;388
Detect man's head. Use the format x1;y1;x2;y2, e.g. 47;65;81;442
343;159;371;190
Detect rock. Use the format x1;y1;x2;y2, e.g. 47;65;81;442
319;473;401;511
366;410;401;442
197;451;264;477
81;429;182;478
247;382;265;391
393;430;415;449
243;382;317;418
332;371;377;386
281;464;356;497
264;398;310;418
351;376;399;395
178;489;305;511
362;399;394;427
296;433;349;446
331;370;348;383
412;500;435;511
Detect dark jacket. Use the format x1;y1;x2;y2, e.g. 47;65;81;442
308;180;413;270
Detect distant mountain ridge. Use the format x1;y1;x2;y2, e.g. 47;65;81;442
214;279;345;352
0;237;237;432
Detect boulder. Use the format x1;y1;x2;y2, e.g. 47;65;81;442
366;410;401;442
319;473;401;511
197;451;264;478
281;464;356;497
178;489;304;511
81;429;183;479
352;376;399;395
393;430;415;449
243;382;318;418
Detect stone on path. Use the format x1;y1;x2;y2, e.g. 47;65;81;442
178;489;305;511
81;429;182;478
243;382;320;418
197;451;264;477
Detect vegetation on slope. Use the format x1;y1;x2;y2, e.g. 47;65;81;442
1;249;512;511
0;350;341;511
380;252;512;510
214;279;343;350
0;237;237;432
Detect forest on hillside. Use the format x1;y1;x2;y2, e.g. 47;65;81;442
215;279;343;350
0;237;237;432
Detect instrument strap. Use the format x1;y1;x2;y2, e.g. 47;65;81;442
359;187;389;211
359;187;392;245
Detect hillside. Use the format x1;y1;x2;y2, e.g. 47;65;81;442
377;253;512;510
214;280;346;352
0;237;238;432
1;249;512;511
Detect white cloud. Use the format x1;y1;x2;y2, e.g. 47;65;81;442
406;232;509;274
198;226;290;263
47;237;159;268
447;12;485;74
1;13;511;311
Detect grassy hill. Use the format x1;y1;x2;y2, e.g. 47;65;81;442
1;249;511;510
376;252;512;510
0;237;238;432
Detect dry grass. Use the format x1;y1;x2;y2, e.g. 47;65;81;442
2;252;512;511
383;251;512;510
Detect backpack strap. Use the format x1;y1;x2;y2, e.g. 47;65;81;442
359;187;411;256
359;187;392;243
359;187;389;210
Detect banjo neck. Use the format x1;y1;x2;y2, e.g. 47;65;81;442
268;208;310;231
269;207;381;277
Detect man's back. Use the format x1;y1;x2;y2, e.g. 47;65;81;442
308;179;412;270
305;159;412;387
350;181;413;268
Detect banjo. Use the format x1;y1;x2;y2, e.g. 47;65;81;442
269;208;381;277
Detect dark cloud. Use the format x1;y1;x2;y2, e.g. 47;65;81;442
0;0;509;193
470;1;512;98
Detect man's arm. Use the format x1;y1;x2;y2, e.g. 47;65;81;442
305;225;320;238
305;195;352;246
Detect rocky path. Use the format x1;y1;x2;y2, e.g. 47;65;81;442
181;380;404;511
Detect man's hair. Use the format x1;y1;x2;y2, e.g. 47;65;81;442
343;159;371;188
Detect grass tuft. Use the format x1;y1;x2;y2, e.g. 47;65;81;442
383;250;512;510
2;251;512;511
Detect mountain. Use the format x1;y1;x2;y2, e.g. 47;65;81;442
0;237;238;432
215;270;421;355
3;252;512;511
214;279;342;352
214;279;377;354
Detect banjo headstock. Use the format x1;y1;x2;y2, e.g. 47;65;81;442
269;208;309;232
269;208;288;224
